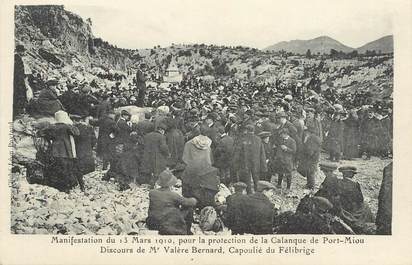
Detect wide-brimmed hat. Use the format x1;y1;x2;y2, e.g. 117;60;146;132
339;166;358;177
55;110;73;125
157;170;178;188
319;162;338;172
257;181;276;192
192;135;212;150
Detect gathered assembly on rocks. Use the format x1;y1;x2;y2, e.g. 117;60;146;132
11;5;393;235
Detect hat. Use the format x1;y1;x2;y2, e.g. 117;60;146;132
81;85;91;93
157;169;178;188
245;124;255;132
157;122;168;130
121;110;131;117
46;79;59;86
192;135;212;150
312;196;333;212
258;131;271;138
319;162;338;172
279;128;289;135
54;110;73;125
233;182;247;192
16;44;26;52
256;181;276;192
284;95;293;101
276;112;288;118
339;166;358;177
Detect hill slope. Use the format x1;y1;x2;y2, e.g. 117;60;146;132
357;35;393;54
264;36;354;54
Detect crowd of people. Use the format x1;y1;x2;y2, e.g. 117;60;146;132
14;44;392;235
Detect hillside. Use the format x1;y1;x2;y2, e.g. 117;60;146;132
357;35;393;54
264;36;354;54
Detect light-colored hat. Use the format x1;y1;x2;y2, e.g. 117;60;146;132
192;135;212;150
54;110;73;125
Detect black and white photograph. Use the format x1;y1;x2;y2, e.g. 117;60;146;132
10;1;395;238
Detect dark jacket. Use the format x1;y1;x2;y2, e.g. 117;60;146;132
147;188;196;235
298;132;321;173
242;192;274;234
225;193;249;234
141;131;170;176
213;134;234;169
94;116;117;159
376;162;392;235
273;136;296;173
74;123;96;174
41;123;80;159
233;133;267;173
96;100;112;119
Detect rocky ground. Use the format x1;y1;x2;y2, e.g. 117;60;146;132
10;152;390;235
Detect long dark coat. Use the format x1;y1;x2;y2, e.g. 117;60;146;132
326;119;344;155
213;134;234;170
13;53;27;117
242;192;274;234
141;131;170;176
298;132;321;176
360;116;382;155
94;116;117;160
343;116;360;159
35;88;64;116
166;128;185;168
225;193;249;234
376;162;392;235
74;123;96;175
233;133;267;174
273;136;296;174
96;100;112;119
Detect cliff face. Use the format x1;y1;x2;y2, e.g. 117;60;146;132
15;5;134;71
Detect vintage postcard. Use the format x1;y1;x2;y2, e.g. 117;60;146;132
0;0;411;264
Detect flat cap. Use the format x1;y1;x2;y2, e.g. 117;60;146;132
256;181;276;192
257;131;271;138
233;182;247;191
319;162;338;172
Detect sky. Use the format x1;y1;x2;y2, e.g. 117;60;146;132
65;0;394;50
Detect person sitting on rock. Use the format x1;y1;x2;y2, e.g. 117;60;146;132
224;182;249;235
147;169;197;235
32;79;64;117
336;166;375;233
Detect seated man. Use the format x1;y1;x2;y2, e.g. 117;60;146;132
31;79;64;116
242;181;277;234
336;166;375;233
147;170;197;235
224;182;249;235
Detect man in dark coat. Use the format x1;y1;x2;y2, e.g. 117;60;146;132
165;117;185;170
136;64;147;107
298;123;322;190
336;166;374;233
325;112;344;162
360;111;384;158
73;116;97;176
376;162;392;235
136;112;154;135
141;123;170;186
147;170;197;235
343;109;360;159
213;126;234;185
274;128;296;190
13;44;29;118
92;112;117;170
224;182;249;235
241;181;276;234
233;124;267;194
33;79;64;117
96;94;112;119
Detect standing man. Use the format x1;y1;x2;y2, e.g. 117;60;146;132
136;64;147;107
13;44;31;118
233;124;267;194
274;128;296;191
298;123;322;190
141;123;170;186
